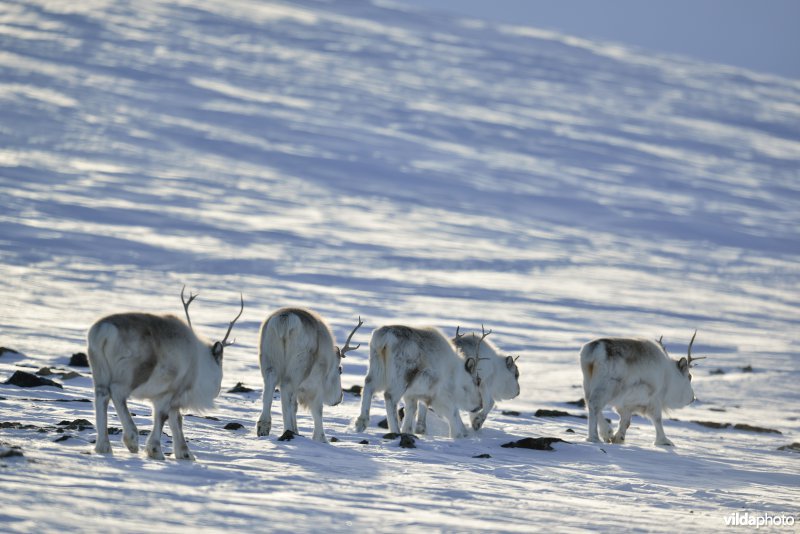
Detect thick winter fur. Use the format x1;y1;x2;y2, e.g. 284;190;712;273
580;337;695;446
354;325;482;438
413;332;521;433
256;308;344;442
87;313;224;460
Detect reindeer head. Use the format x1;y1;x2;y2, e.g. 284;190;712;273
326;316;363;406
663;330;703;408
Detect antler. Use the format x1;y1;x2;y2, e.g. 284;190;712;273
687;330;705;367
181;285;199;331
475;324;492;361
339;316;364;358
220;293;244;347
657;335;668;355
455;325;466;340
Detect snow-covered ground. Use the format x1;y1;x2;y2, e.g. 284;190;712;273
1;0;798;531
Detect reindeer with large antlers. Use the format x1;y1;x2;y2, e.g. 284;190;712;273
580;331;703;446
257;308;363;442
87;286;244;460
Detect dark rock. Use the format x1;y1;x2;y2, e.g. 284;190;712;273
501;410;521;416
4;371;63;389
733;423;781;435
224;422;244;430
535;409;584;419
278;430;296;441
2;421;46;432
473;453;491;459
501;437;567;451
565;398;586;408
565;428;575;434
36;367;56;376
227;382;254;393
54;435;71;443
708;407;727;412
382;432;400;440
108;427;122;435
69;352;89;367
777;442;800;452
692;420;731;429
709;368;726;375
741;365;754;373
37;368;82;380
378;418;388;429
359;440;369;445
0;347;22;358
343;384;362;396
398;434;416;448
0;445;23;458
138;429;150;435
57;419;93;431
690;421;782;434
329;436;339;443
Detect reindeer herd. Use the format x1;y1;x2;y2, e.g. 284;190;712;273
85;287;703;460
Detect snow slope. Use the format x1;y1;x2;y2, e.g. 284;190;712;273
1;0;798;531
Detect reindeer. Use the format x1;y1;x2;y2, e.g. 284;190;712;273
580;331;703;446
413;326;521;434
87;286;243;460
354;325;483;439
256;309;362;442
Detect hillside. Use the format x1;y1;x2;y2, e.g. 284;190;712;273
1;0;798;531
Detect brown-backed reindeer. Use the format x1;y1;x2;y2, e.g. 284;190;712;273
581;331;703;446
87;287;243;460
257;309;362;442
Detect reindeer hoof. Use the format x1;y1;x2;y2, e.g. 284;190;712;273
655;439;674;447
414;423;426;435
256;420;271;437
147;445;165;460
354;417;368;433
123;433;139;453
174;448;195;461
95;441;112;454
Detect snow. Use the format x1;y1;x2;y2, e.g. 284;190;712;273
1;0;798;531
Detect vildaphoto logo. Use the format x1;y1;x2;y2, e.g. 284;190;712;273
725;512;796;529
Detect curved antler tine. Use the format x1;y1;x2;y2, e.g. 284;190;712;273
221;293;244;347
340;316;364;357
455;325;465;339
181;285;199;331
687;330;706;366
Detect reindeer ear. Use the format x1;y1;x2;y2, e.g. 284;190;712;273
677;357;689;374
506;355;515;369
212;341;224;362
465;357;476;374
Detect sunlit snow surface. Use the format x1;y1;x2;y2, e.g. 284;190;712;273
1;0;798;531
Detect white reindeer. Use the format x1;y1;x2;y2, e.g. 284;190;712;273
256;308;362;442
354;325;483;439
580;331;702;446
413;326;521;434
87;287;243;460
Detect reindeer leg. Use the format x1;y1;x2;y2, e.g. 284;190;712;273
354;375;375;432
257;367;278;437
94;386;112;454
400;397;416;435
470;395;494;431
415;402;428;435
310;398;327;443
110;387;138;453
612;408;632;444
145;400;169;460
169;410;194;460
651;406;673;446
384;389;402;435
280;385;299;434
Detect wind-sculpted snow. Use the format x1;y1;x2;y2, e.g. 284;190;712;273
1;0;798;531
